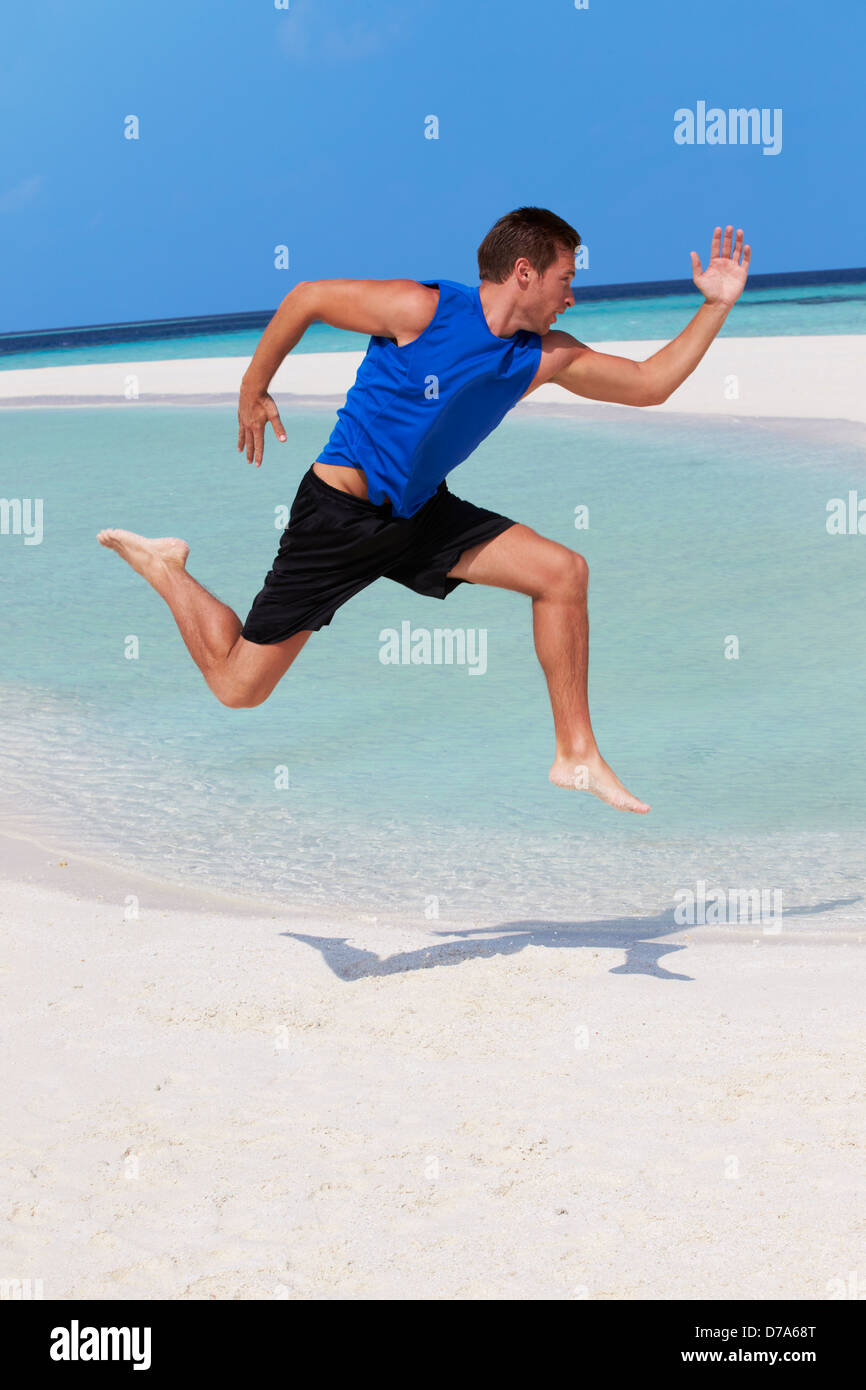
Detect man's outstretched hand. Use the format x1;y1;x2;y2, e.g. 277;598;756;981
691;225;751;308
237;382;287;467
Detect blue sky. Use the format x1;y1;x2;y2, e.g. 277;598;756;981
1;0;862;332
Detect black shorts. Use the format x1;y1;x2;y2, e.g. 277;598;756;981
240;465;516;645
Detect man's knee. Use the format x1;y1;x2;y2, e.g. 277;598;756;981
213;680;270;709
548;549;588;600
570;551;589;591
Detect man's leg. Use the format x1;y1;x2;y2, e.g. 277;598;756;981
446;523;649;813
97;529;311;707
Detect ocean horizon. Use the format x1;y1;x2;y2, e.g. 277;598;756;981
1;267;864;372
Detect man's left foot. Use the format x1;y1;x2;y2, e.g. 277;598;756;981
549;749;650;814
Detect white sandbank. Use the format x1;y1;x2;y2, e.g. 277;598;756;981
1;826;863;1300
1;335;865;423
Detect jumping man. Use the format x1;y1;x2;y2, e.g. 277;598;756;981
98;207;751;813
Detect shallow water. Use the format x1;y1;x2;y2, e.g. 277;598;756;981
2;402;865;926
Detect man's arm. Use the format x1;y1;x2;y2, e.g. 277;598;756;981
238;279;437;466
539;225;751;408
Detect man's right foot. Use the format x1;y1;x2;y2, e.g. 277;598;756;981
96;529;189;587
549;748;650;814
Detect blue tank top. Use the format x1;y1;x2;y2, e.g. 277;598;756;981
315;279;542;518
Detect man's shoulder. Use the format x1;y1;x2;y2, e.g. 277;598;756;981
521;329;589;392
414;277;473;304
414;277;470;291
383;279;469;343
539;328;586;360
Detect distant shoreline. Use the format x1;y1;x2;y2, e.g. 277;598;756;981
2;266;864;353
2;335;866;425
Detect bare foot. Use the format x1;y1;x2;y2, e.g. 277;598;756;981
549;749;650;814
97;529;189;587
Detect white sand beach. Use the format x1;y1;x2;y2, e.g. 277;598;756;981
2;334;865;423
2;334;865;1300
1;826;863;1301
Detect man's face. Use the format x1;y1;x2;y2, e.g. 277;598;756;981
536;250;576;331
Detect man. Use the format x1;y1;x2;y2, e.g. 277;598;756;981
98;207;750;813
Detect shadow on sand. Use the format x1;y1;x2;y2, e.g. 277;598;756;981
283;896;860;984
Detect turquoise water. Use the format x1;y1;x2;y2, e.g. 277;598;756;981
2;402;865;926
1;280;864;371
